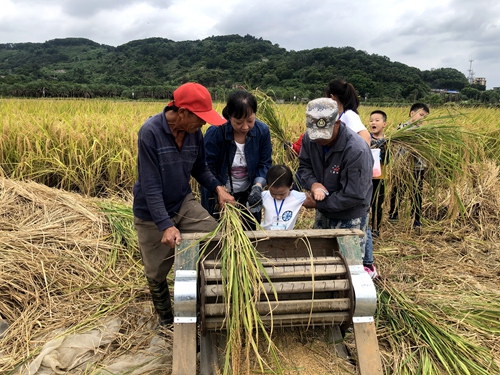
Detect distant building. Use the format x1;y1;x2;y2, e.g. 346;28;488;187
431;89;459;95
472;77;486;87
493;87;500;91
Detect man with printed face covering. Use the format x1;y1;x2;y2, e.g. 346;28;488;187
298;97;377;278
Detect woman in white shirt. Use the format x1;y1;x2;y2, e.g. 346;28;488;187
289;79;370;156
324;79;371;145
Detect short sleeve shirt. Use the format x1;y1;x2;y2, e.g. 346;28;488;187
261;190;306;230
340;110;366;134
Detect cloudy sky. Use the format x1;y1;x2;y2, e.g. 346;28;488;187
1;0;499;89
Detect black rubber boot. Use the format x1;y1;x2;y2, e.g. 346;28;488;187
147;278;174;326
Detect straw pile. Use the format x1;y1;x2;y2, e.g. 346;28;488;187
0;177;170;375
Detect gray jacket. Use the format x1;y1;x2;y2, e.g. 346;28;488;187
298;124;373;220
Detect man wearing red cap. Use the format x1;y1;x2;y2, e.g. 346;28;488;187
133;82;235;328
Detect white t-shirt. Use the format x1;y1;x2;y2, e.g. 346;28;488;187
261;190;306;230
227;142;250;193
340;110;366;134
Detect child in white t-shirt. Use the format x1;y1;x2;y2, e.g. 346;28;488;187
261;165;312;230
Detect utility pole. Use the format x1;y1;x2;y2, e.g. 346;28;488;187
467;60;474;84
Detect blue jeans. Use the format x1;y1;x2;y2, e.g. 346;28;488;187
313;211;373;266
364;227;373;267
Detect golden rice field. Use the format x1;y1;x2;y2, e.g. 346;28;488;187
0;97;499;375
1;98;499;196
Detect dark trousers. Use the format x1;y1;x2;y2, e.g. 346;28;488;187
371;179;385;232
389;169;424;223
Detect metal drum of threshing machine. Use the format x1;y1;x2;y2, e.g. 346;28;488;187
171;229;382;375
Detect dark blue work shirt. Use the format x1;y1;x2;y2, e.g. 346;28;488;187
133;107;220;231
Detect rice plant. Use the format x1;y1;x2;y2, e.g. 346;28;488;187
199;204;282;375
251;89;304;188
96;197;139;270
0;99;142;195
252;88;301;166
378;282;499;375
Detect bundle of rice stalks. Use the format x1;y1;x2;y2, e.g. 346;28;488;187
252;88;299;167
252;89;301;188
97;194;137;253
199;204;282;375
432;290;500;337
252;88;289;146
386;115;487;225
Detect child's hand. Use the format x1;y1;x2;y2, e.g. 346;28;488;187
372;138;386;149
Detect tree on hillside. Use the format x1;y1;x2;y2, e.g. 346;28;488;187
422;68;468;91
0;35;465;101
460;86;482;100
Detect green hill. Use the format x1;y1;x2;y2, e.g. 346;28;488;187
0;34;471;101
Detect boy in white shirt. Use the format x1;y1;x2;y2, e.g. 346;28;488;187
261;165;313;230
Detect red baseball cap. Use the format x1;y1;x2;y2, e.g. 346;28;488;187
167;83;226;126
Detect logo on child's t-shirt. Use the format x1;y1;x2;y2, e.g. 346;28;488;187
282;210;293;222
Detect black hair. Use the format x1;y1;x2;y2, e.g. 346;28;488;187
409;103;430;115
324;79;360;113
370;110;387;122
165;104;197;118
222;90;258;120
165;103;179;112
266;165;293;188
